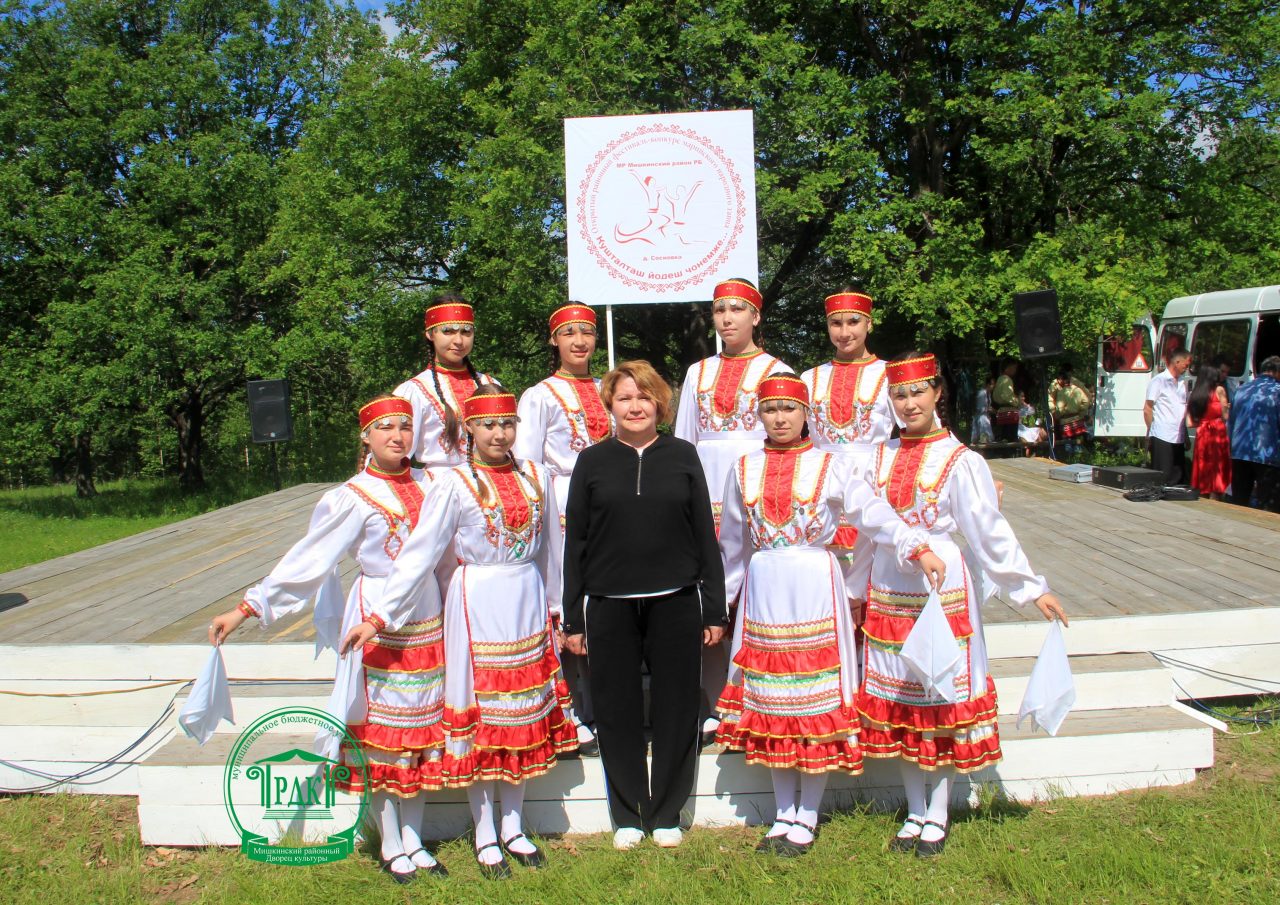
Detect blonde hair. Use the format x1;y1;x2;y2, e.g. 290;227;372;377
464;384;543;506
601;359;673;425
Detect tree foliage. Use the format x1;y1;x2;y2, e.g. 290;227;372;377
2;0;1278;489
0;0;378;491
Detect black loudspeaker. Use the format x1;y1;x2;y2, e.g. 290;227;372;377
1013;289;1064;359
248;379;293;443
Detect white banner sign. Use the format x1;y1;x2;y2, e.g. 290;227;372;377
565;110;757;305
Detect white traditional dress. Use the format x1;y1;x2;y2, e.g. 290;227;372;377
802;355;895;587
715;440;930;773
371;458;577;786
674;350;793;529
858;429;1050;772
513;371;612;534
241;465;446;796
393;365;495;468
803;356;894;455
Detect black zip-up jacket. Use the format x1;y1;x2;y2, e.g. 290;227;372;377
561;435;727;634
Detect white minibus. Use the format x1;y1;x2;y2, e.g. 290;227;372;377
1094;286;1280;437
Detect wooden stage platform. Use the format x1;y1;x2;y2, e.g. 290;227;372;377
2;458;1278;844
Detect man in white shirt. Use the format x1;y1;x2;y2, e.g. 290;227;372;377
1144;350;1191;484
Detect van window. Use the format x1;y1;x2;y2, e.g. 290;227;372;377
1158;322;1188;365
1256;315;1280;373
1191;319;1251;377
1102;326;1152;372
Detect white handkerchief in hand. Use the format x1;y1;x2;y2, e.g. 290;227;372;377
312;567;345;658
315;646;367;761
900;589;962;704
1017;619;1076;736
179;647;234;746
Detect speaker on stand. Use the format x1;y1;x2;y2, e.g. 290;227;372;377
247;379;292;490
1012;290;1064;460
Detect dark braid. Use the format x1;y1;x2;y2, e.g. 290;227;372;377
466;431;489;504
425;341;465;454
355;434;370;473
509;452;544;503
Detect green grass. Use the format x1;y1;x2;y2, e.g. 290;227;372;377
0;477;286;573
1;720;1276;905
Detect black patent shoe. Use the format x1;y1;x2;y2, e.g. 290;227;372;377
773;821;815;858
501;832;547;869
578;736;600;757
888;816;924;853
406;847;448;877
914;820;948;858
754;820;794;854
475;842;512;879
379;854;417;884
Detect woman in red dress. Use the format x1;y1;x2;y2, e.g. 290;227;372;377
1188;365;1232;500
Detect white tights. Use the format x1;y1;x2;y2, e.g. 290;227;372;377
898;763;951;842
468;780;536;864
374;791;437;872
768;767;828;845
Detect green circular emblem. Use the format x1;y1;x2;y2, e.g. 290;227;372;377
223;707;370;866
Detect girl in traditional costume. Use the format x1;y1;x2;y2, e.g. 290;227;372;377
514;304;612;756
394;293;494;468
858;353;1067;857
210;396;448;883
674;277;794;742
800;289;895;593
715;375;942;856
345;386;576;879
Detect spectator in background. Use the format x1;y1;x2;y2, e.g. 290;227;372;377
1050;364;1092;458
1187;366;1232;501
1228;355;1280;512
1017;393;1048;456
971;376;994;444
1144;350;1191;485
1213;355;1240;405
992;360;1021;442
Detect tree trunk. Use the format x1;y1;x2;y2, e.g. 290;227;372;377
173;396;206;490
74;432;97;498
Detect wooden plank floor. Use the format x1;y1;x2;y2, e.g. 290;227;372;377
2;458;1278;644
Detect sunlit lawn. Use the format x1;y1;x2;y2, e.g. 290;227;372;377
0;717;1276;905
0;478;282;573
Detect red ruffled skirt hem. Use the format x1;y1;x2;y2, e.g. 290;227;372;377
334;756;443;795
864;610;973;645
346;719;444;754
716;685;862;773
442;721;579;787
732;645;842;677
856;677;1002;772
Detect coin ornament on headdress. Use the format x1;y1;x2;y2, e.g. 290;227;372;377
463;391;518;422
549;304;597;335
424;301;475;330
360;397;414;431
885;354;939;388
713;278;763;311
824;291;873;319
757;374;810;407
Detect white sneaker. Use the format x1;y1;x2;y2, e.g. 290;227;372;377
652;827;683;848
613;827;645;850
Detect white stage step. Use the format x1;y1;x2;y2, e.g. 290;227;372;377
0;646;1194;798
134;705;1211;845
153;651;1175;738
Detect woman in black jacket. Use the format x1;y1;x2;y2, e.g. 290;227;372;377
561;360;727;851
